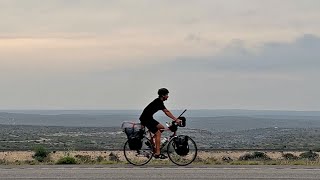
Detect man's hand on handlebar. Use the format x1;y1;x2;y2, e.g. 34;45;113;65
174;118;182;125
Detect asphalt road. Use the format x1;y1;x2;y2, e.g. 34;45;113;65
0;165;319;179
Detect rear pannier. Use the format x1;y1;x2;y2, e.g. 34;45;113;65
121;122;144;150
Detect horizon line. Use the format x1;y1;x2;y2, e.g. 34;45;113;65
1;108;320;112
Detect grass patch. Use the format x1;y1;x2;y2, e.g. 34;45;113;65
192;156;224;165
24;160;38;165
56;156;77;164
0;159;8;165
96;156;104;163
231;161;263;165
2;150;320;166
74;154;94;164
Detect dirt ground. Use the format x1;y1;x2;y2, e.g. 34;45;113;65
0;150;308;163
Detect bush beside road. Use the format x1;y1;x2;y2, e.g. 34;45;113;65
0;150;319;166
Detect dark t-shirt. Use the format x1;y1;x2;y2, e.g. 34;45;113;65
139;98;166;122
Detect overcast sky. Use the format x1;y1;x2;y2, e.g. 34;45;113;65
1;0;320;110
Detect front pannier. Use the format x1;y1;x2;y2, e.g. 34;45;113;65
173;135;189;156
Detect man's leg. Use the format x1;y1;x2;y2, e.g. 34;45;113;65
154;124;165;155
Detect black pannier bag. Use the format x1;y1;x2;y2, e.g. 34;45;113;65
173;135;189;156
121;122;144;150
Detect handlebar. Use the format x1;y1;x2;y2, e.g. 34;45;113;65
165;109;188;132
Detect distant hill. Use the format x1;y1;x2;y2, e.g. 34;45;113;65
0;110;320;132
2;109;320;116
1;124;320;150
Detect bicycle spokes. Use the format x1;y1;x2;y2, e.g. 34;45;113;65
167;136;198;166
123;137;154;166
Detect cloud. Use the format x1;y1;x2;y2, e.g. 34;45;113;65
185;33;203;42
1;1;320;38
1;1;320;109
158;34;320;73
1;33;319;109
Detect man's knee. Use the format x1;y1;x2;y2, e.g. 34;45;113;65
156;124;164;130
155;130;161;136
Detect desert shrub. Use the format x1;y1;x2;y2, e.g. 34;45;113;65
109;152;119;162
239;153;254;160
299;150;319;160
75;155;93;164
222;156;233;162
14;160;22;165
32;146;50;162
96;156;104;162
24;160;38;165
0;159;8;165
282;153;299;160
239;152;271;161
56;156;77;164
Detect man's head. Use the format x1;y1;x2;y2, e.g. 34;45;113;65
158;88;169;101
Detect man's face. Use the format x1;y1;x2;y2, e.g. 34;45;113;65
163;94;169;101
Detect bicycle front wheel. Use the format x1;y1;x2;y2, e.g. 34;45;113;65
123;137;154;166
167;135;197;166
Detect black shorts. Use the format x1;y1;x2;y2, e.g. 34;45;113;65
140;119;159;134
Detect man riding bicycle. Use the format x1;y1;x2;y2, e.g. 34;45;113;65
139;88;182;159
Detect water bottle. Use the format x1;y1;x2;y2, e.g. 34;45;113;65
161;137;167;144
165;122;171;127
160;137;168;150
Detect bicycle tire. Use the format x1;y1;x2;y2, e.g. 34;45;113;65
123;137;154;166
167;135;197;166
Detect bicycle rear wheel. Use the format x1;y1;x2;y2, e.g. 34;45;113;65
123;137;154;166
167;135;197;166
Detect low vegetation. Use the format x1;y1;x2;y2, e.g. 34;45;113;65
75;154;94;164
1;124;320;166
282;153;299;160
1;150;320;166
56;156;77;164
32;146;50;162
299;150;319;160
239;152;271;161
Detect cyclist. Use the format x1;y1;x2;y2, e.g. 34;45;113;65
139;88;182;159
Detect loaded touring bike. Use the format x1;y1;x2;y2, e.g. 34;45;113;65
121;109;197;166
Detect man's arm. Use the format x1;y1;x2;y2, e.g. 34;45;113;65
163;109;181;123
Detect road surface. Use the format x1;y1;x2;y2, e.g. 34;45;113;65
0;165;319;179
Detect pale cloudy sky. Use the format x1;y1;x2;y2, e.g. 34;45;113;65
0;0;320;110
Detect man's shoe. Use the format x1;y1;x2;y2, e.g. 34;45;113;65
153;154;168;159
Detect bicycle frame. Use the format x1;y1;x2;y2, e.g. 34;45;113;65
146;127;176;151
144;109;187;150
